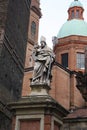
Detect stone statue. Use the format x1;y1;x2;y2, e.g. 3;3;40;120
31;37;55;85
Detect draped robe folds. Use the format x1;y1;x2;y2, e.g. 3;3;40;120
32;45;55;83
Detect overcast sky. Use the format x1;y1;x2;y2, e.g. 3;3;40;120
38;0;87;48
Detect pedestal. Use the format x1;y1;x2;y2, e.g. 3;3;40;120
9;95;68;130
9;82;68;130
30;83;51;95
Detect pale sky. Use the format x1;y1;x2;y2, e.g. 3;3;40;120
38;0;87;48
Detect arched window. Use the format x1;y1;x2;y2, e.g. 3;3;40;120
31;21;36;39
77;53;85;69
76;10;79;18
71;10;74;19
61;53;68;68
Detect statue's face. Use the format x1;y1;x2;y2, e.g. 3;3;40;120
41;41;46;48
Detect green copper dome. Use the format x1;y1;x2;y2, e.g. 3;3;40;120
57;19;87;39
69;0;83;8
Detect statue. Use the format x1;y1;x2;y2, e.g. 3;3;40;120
31;37;55;86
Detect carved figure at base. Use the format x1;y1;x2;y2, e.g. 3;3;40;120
31;36;55;85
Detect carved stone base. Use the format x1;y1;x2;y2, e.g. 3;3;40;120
30;83;51;96
9;95;68;130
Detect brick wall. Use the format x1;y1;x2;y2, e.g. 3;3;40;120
20;120;40;130
50;65;70;110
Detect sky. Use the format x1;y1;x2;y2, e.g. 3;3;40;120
38;0;87;48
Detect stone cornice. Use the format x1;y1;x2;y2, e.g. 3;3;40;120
28;38;35;45
31;6;42;18
24;67;33;72
9;95;69;118
63;117;87;123
54;35;87;52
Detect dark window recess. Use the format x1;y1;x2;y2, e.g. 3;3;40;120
31;21;36;39
61;53;68;68
71;10;74;19
76;10;79;18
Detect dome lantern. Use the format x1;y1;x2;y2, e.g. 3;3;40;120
57;0;87;39
68;0;84;20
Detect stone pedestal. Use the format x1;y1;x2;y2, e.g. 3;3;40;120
9;95;68;130
30;83;51;95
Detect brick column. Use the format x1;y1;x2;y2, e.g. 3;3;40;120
44;115;51;130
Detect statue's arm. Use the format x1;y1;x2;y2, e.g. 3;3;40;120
32;51;38;61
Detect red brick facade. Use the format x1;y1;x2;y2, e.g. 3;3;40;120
10;0;87;130
20;120;40;130
22;0;41;96
22;0;86;110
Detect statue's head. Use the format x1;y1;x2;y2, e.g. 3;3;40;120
40;36;46;48
40;41;46;48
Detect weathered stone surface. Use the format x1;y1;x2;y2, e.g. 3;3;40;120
30;83;51;95
0;0;9;28
0;111;11;130
0;0;31;102
9;95;68;130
